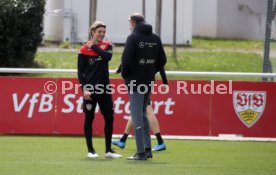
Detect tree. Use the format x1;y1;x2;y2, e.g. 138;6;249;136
0;0;45;68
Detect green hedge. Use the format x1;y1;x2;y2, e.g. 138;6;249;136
0;0;45;68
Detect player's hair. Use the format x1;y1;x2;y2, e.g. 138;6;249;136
90;21;106;38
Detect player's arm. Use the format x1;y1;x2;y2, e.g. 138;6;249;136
77;53;86;90
78;53;92;100
90;44;112;61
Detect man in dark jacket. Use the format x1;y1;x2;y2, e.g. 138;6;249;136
121;13;167;160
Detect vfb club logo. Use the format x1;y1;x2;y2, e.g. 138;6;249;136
233;91;266;128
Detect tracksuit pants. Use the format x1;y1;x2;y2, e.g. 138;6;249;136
128;91;152;153
83;93;114;153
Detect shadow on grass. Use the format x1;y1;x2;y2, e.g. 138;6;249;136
81;157;121;162
124;159;168;165
81;157;168;165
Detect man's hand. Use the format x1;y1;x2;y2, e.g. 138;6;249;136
115;65;122;74
83;90;92;100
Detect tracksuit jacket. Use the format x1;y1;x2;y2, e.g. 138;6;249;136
121;22;167;90
77;41;112;92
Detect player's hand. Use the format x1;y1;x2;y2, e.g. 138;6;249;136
83;90;92;100
85;40;94;48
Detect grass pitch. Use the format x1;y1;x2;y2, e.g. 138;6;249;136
0;136;276;175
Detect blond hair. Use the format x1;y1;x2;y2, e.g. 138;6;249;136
89;21;106;37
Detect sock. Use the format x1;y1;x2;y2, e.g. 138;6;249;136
155;133;164;145
120;133;129;142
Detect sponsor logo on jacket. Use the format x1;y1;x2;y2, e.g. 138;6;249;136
138;58;155;65
138;42;157;48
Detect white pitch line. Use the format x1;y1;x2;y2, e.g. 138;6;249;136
112;134;276;142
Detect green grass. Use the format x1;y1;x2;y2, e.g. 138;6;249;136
167;52;262;72
192;37;264;50
33;51;123;78
166;51;262;81
31;38;274;81
0;136;276;175
271;57;276;73
34;50;263;81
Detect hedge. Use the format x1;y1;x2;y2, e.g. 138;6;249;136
0;0;45;68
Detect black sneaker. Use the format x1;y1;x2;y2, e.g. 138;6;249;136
146;150;153;159
127;152;147;160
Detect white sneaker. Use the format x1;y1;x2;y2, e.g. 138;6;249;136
105;151;122;158
87;152;99;158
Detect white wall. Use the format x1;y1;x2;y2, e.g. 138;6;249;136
45;0;270;43
63;0;90;42
95;0;193;44
44;0;193;44
193;0;218;38
217;0;267;40
193;0;267;40
160;0;193;44
96;0;142;43
44;0;90;42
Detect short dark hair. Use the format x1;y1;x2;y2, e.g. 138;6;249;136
128;13;145;24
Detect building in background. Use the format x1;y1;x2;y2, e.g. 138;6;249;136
43;0;90;43
43;0;272;44
43;0;193;45
193;0;268;40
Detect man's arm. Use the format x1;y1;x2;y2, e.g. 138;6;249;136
159;67;168;85
115;64;122;74
121;35;135;79
157;39;167;72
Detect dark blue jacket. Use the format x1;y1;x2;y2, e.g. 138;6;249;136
121;22;167;90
